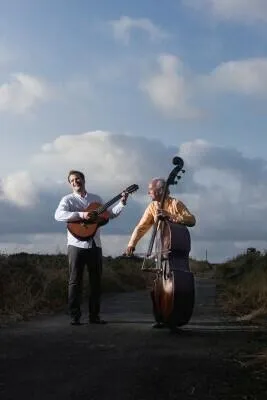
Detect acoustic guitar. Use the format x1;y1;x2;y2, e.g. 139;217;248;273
67;184;139;240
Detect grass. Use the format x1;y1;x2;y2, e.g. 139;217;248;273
215;249;267;321
213;249;267;368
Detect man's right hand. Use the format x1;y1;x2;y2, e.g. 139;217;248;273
81;211;97;222
124;246;135;256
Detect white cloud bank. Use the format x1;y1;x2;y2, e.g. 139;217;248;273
1;131;267;261
110;16;168;44
30;131;178;195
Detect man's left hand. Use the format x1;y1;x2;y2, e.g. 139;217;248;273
121;191;129;205
157;209;170;220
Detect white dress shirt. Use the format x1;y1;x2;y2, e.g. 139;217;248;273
54;191;125;248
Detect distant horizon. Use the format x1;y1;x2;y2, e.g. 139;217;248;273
1;241;263;265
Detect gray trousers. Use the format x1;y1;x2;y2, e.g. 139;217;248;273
67;243;102;320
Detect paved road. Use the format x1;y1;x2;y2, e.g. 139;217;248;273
0;278;266;399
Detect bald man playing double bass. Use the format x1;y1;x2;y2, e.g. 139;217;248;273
125;177;196;328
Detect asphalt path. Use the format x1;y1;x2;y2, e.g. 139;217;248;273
0;278;266;399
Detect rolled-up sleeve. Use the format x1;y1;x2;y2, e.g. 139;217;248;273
127;204;155;248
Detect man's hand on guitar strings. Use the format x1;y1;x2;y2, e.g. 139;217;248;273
120;191;129;206
81;211;98;222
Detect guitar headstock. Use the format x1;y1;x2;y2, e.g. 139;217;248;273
124;184;139;194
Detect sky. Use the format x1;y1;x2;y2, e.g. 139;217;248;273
1;0;267;262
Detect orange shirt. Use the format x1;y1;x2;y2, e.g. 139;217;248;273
127;196;196;248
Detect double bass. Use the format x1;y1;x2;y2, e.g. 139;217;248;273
142;157;195;329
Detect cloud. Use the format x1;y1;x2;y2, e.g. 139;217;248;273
31;130;179;195
202;58;267;96
110;16;169;44
185;0;267;24
141;54;267;118
0;131;182;244
0;171;38;207
179;139;266;182
0;73;51;114
1;131;267;262
0;130;179;207
178;139;267;244
140;54;202;119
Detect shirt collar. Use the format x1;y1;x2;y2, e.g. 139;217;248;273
74;191;87;199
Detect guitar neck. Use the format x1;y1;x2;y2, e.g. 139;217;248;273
96;194;122;215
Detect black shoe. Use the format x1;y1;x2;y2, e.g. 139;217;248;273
89;316;107;325
152;322;166;329
70;318;81;326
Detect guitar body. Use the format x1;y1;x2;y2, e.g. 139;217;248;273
67;202;110;241
67;184;139;241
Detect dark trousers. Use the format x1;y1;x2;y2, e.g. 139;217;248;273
67;243;102;320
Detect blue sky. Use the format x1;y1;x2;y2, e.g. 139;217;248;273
1;0;267;261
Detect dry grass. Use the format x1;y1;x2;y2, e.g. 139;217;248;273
216;250;267;320
215;251;267;370
0;252;146;323
0;253;68;321
189;258;213;274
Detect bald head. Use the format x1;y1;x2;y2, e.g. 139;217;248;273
150;177;165;189
148;177;169;201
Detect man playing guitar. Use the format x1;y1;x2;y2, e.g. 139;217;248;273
55;170;129;326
